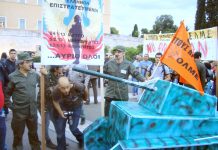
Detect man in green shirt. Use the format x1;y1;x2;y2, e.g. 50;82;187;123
184;51;207;90
5;52;47;150
103;46;146;116
194;51;207;89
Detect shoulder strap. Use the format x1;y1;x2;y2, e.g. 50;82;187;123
150;63;154;71
162;65;166;75
125;60;131;75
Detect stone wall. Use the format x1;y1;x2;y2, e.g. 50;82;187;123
0;29;143;54
0;29;41;53
104;34;143;50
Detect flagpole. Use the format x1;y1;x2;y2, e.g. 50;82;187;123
150;61;161;79
100;65;105;116
216;61;218;98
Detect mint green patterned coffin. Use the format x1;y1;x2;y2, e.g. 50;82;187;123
109;102;218;141
139;80;217;117
84;79;218;150
111;136;218;150
84;117;111;150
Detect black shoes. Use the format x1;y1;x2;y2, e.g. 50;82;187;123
46;140;57;149
80;117;85;125
78;139;84;148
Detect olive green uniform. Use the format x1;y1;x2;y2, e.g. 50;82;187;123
185;60;206;90
103;59;145;116
195;60;206;88
5;70;40;150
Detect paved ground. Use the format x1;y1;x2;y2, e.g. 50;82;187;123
5;87;138;150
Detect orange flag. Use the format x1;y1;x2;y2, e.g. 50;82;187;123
160;21;204;94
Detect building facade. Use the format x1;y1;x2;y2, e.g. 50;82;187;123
0;0;42;31
0;0;110;32
0;0;110;53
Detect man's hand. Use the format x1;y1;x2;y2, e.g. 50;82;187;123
83;99;87;103
40;66;48;75
147;76;152;80
61;111;67;119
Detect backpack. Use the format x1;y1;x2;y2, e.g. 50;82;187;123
148;63;169;80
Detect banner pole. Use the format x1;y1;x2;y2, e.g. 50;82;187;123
150;61;161;79
100;65;105;116
40;74;46;150
216;61;218;98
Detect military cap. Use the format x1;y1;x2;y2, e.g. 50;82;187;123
113;45;125;52
17;52;33;64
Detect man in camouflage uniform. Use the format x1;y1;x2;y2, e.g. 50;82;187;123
103;46;146;117
5;52;47;150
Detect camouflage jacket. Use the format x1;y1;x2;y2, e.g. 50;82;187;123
5;70;39;116
104;59;145;100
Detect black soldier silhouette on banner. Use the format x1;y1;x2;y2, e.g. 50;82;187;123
69;15;83;64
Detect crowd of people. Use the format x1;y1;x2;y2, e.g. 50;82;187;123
130;51;217;97
0;49;99;150
0;47;217;150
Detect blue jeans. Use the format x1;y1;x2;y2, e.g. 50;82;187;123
45;110;52;141
0;116;6;150
54;105;83;150
132;78;138;94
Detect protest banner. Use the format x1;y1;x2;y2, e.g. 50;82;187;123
42;0;104;65
40;1;104;149
144;27;218;61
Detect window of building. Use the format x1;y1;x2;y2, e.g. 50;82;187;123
37;0;43;5
18;0;26;3
19;19;26;29
37;20;42;31
36;45;41;51
0;17;6;28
